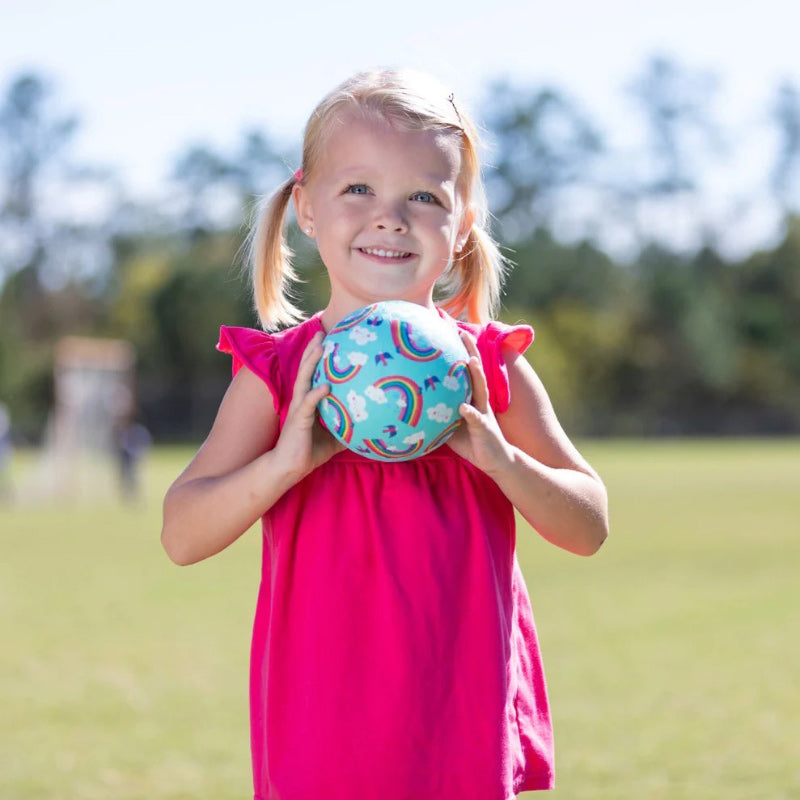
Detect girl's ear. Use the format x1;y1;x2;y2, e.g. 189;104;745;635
455;204;476;252
292;183;314;236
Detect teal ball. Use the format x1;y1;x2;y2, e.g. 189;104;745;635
312;301;472;462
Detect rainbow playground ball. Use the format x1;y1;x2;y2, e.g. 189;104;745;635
312;301;472;462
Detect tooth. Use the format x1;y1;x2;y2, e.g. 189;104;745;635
361;247;410;257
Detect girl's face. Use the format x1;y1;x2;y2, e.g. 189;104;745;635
293;113;474;325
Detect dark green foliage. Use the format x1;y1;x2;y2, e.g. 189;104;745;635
1;66;800;439
501;229;800;436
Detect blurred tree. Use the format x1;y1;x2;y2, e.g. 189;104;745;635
770;80;800;213
171;144;238;237
106;230;254;438
500;229;640;433
481;80;604;243
0;72;120;437
0;72;116;291
2;59;799;440
0;74;119;316
627;56;719;193
170;129;295;239
503;227;624;311
232;129;296;210
732;216;800;431
623;56;724;251
0;73;76;294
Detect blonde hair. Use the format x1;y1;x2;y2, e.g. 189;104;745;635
248;68;507;329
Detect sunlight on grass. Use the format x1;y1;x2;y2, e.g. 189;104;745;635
1;440;798;799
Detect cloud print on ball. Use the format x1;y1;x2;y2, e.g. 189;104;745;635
312;301;472;462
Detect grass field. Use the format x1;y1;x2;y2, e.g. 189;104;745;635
1;439;798;799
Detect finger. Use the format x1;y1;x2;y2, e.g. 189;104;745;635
302;382;330;415
469;357;491;414
291;377;329;422
299;331;325;372
291;332;325;404
458;401;481;425
284;385;329;439
460;333;490;415
460;329;479;357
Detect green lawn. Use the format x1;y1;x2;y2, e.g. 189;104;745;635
1;439;798;799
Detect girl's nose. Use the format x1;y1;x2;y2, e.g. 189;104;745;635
374;204;408;234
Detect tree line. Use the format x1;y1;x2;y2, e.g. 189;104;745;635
1;58;799;441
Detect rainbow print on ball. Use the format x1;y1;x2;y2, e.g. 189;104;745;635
323;343;362;384
372;376;423;426
446;362;470;389
391;319;442;361
359;437;425;459
330;304;378;333
312;300;472;462
320;395;354;444
425;420;463;452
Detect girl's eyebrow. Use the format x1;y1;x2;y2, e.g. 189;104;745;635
333;167;457;187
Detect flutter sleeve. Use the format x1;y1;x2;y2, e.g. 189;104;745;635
216;326;281;414
476;321;535;414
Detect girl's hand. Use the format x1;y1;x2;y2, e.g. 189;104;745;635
446;331;514;476
273;332;345;480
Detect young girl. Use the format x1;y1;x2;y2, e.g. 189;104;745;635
162;69;608;800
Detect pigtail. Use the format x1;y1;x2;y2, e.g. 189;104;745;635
438;223;509;325
247;176;305;330
436;108;509;324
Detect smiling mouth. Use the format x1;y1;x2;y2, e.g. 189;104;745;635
358;247;413;259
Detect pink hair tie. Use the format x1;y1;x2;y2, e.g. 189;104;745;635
293;168;303;182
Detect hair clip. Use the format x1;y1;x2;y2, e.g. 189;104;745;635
293;168;303;182
447;93;463;127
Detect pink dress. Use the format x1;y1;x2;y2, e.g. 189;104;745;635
217;311;554;800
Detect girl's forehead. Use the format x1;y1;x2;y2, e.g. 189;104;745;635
316;112;462;177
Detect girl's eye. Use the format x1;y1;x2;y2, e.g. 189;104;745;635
345;184;370;195
411;191;437;204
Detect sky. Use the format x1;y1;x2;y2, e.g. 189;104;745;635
1;0;799;253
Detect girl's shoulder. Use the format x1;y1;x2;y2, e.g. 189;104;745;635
217;315;323;410
450;316;534;352
446;313;534;414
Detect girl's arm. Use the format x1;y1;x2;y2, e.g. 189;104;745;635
161;332;341;565
450;334;609;557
